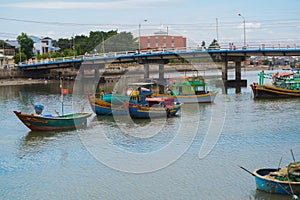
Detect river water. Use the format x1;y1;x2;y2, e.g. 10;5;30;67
0;70;299;200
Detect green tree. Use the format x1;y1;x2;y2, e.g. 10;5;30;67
104;31;138;52
63;49;75;57
13;52;26;64
88;30;118;53
55;38;72;52
51;51;64;58
0;40;10;49
54;30;134;55
17;32;34;59
74;35;89;54
263;59;269;65
208;39;220;49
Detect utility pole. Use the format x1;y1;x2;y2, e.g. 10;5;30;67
101;32;105;54
138;19;148;53
216;18;219;42
19;45;21;64
238;13;246;49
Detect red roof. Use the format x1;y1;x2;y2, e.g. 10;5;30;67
273;72;293;77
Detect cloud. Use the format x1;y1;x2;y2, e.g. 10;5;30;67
1;0;176;10
238;22;261;29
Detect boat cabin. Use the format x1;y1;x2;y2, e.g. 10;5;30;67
170;75;208;95
273;71;300;90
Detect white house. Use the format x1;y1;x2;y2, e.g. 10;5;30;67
30;36;60;55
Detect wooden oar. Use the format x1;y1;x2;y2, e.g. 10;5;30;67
238;164;255;176
291;149;296;162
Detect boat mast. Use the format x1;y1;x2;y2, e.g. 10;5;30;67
60;78;64;116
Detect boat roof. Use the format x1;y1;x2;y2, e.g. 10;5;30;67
145;97;164;102
128;82;155;86
273;72;294;77
182;75;204;79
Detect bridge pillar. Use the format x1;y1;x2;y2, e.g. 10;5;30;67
222;59;228;81
144;63;149;79
235;61;241;81
159;63;164;82
158;63;165;94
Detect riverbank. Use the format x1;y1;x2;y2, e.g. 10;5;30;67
0;78;53;86
0;64;292;86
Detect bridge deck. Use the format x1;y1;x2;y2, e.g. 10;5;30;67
18;48;300;70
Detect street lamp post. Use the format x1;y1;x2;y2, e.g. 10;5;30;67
101;32;105;55
238;13;246;49
138;20;147;53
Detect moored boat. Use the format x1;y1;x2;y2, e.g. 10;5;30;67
14;80;92;131
250;70;300;99
87;93;129;115
14;110;92;131
253;168;300;195
154;72;217;103
239;159;300;198
125;83;183;119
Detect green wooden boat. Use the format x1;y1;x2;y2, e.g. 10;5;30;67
250;70;300;99
14;111;92;131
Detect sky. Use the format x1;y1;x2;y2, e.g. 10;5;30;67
0;0;300;49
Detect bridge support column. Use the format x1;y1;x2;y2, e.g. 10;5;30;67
235;61;241;81
235;61;242;93
159;63;164;82
144;63;149;79
222;60;228;81
158;63;165;94
77;68;85;94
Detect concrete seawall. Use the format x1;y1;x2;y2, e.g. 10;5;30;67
0;68;24;79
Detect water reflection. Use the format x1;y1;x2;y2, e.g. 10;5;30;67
254;189;292;200
18;130;75;158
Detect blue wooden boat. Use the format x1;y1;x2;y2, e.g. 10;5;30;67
125;83;183;119
87;93;129;115
239;161;300;198
253;168;300;195
14;111;92;131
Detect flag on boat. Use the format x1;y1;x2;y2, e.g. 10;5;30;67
61;88;68;95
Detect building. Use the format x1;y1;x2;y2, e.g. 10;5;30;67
139;31;186;52
30;36;60;55
41;37;59;54
0;40;18;68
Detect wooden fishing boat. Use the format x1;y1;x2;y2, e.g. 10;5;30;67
14;111;92;131
154;72;217;103
239;158;300;198
87;93;129;115
14;80;92;131
253;168;300;195
250;70;300;99
125;83;182;119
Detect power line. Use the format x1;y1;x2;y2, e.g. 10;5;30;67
0;16;300;29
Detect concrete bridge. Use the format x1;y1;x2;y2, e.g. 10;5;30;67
18;48;300;88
